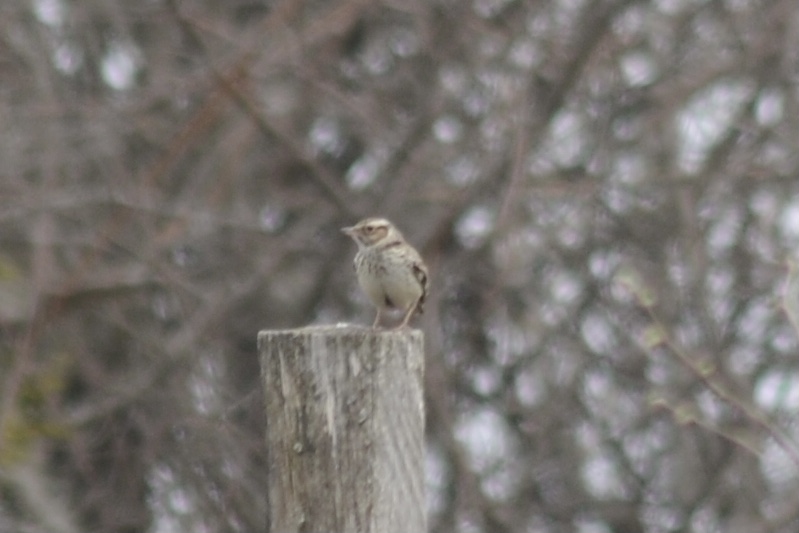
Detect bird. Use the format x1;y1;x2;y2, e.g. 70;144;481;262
341;217;428;329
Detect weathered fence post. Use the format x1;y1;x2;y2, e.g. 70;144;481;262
258;325;425;533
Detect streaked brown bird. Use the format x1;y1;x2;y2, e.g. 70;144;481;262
342;217;428;329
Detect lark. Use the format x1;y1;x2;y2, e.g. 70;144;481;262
342;217;428;329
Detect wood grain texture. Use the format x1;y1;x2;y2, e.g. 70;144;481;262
258;325;425;533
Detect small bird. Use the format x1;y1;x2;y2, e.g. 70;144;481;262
342;217;429;329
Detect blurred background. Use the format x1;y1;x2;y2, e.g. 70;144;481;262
2;0;799;531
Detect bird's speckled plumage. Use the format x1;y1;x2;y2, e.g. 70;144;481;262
342;217;428;328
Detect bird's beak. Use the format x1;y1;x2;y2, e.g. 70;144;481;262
341;226;354;236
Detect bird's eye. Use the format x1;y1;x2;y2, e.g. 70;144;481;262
364;226;374;232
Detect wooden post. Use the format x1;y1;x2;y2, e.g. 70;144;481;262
258;325;425;533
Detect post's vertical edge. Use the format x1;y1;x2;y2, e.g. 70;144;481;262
258;329;304;533
371;330;426;532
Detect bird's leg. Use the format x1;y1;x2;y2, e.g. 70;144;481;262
372;308;383;329
395;300;418;329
